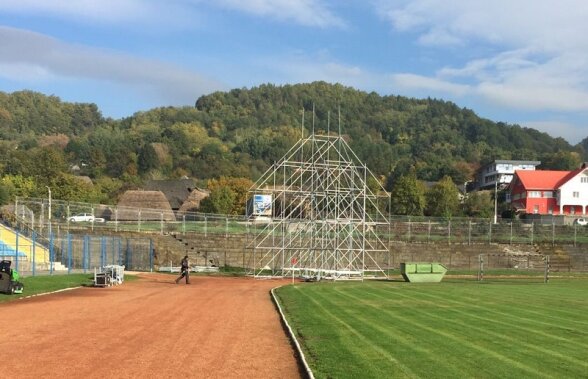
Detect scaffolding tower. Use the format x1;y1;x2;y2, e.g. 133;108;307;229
247;130;390;280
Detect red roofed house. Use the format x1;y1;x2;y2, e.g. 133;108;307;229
509;163;588;216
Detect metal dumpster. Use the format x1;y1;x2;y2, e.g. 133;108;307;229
400;262;447;283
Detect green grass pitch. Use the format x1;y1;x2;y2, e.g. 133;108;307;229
275;278;588;379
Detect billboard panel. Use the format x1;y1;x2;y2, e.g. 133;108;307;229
253;194;272;216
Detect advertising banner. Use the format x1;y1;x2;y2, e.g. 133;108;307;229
253;194;272;216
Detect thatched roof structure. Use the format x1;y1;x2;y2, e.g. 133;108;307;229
94;204;113;219
144;179;196;210
178;188;210;213
116;190;175;221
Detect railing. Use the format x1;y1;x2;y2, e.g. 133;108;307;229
8;198;588;246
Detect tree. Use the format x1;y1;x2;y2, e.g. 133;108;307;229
199;186;236;215
1;175;36;198
389;172;426;216
462;191;493;218
540;151;582;170
0;183;9;205
425;176;460;218
138;143;158;174
48;173;102;203
21;147;68;183
205;177;253;215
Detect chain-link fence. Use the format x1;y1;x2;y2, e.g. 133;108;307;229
7;197;588;246
0;223;153;276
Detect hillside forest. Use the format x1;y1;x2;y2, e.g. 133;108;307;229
1;82;587;218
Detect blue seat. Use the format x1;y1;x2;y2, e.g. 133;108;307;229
0;241;26;258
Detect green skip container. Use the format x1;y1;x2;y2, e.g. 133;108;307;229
400;262;447;283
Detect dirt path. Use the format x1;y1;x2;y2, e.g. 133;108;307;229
0;274;302;379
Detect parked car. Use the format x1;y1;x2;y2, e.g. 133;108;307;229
575;218;588;226
68;213;105;223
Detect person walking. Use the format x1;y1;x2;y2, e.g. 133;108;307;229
175;255;190;284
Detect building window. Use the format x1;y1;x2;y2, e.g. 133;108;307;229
543;191;553;198
533;205;539;214
573;191;580;198
582;177;588;183
529;191;541;198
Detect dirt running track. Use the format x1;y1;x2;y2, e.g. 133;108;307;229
0;274;303;379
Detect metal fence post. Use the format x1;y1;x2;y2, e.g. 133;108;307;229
115;208;118;233
204;215;208;237
448;220;451;244
510;222;513;244
49;232;55;275
545;255;550;283
100;236;106;268
149;239;154;272
118;238;123;266
488;220;492;244
225;217;229;238
88;235;93;270
67;233;72;274
552;222;555;246
182;215;186;236
32;231;36;276
138;210;142;233
125;239;131;270
160;212;164;235
468;220;471;245
40;203;45;234
531;222;534;245
15;231;19;273
83;235;88;273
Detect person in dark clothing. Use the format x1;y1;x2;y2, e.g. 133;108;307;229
175;255;190;284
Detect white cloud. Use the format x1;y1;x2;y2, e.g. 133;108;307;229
0;0;196;27
0;0;343;30
417;28;462;47
391;73;470;96
213;0;344;28
373;0;588;114
376;0;588;52
245;50;381;90
0;26;224;105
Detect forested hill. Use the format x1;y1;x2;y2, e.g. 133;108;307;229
0;83;586;203
193;82;583;183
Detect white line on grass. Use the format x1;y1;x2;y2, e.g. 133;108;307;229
271;286;315;379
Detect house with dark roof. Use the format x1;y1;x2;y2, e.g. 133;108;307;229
116;190;175;221
144;179;197;211
509;163;588;216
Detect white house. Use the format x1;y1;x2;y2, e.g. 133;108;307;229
475;160;541;190
508;163;588;216
556;163;588;215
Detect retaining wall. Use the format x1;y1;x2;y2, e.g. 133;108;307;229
153;233;588;272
